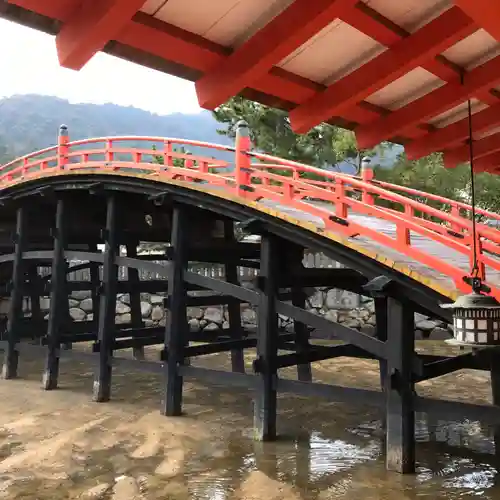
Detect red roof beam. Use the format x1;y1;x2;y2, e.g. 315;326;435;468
342;2;499;106
444;131;500;168
454;0;500;42
56;0;147;70
405;101;500;160
473;152;500;172
195;0;359;110
355;53;500;149
290;7;475;134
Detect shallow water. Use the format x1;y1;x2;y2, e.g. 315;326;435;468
1;351;500;499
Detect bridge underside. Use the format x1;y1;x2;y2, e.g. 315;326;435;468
1;173;500;474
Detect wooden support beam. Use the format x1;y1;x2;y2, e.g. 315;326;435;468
356;54;500;149
385;297;415;474
126;242;145;360
289;245;312;382
444;131;500;168
490;351;500;456
42;198;69;390
56;0;147;70
223;220;245;373
93;195;119;402
406;101;500;160
27;263;43;340
375;297;388;392
253;233;280;441
1;206;27;379
89;245;100;328
290;7;474;133
195;0;357;109
454;0;500;42
161;205;189;416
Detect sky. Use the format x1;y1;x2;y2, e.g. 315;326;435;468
0;18;202;115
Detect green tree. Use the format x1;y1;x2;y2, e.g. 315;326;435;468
212;96;389;174
374;152;500;220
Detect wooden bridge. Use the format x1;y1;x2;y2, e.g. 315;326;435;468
0;127;498;475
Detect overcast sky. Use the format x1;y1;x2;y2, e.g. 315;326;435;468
0;18;202;115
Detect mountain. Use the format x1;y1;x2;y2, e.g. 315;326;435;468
0;94;401;170
0;94;232;164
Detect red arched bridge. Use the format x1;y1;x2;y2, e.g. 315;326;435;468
1;126;499;301
1;126;500;475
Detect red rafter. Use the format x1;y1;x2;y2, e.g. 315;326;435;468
444;131;500;168
405;102;500;159
194;0;358;110
454;0;500;42
474;152;500;172
56;0;147;70
355;54;500;149
342;2;499;106
290;7;475;133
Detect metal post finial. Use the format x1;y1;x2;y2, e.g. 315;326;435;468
361;156;372;170
236;120;250;138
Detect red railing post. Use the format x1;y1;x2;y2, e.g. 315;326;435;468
235;120;252;197
361;156;374;205
57;124;69;170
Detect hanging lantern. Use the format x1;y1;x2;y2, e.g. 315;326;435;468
441;292;500;345
440;80;500;346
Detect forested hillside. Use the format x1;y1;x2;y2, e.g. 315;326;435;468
0;94;232;163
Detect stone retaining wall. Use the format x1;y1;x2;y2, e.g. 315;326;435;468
5;286;451;341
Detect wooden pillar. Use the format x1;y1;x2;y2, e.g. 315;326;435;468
253;233;280;441
375;297;388;391
290;245;311;382
89;243;100;328
127;242;144;360
2;206;27;379
385;297;415;473
93;194;119;402
42;198;69;390
161;205;188;416
223;219;245;373
61;262;73;351
490;353;500;456
27;263;43;343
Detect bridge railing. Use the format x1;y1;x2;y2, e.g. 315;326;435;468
1;125;499;297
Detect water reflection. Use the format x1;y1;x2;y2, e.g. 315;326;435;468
178;413;500;500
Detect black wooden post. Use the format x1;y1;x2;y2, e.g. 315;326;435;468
253;233;280;441
385;297;415;473
2;206;27;379
89;243;100;329
42;198;69;390
223;219;245;373
126;242;144;360
375;297;388;391
161;205;189;416
93;194;119;402
290;245;311;382
27;263;42;343
490;353;500;456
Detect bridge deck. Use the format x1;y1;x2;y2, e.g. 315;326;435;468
1;134;499;302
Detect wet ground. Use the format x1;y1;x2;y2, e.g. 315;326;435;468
0;343;500;499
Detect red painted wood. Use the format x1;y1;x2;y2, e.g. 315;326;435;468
195;0;358;110
290;7;475;133
444;131;500;168
56;0;147;70
406;101;500;160
455;0;500;42
356;54;500;149
2;135;500;300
